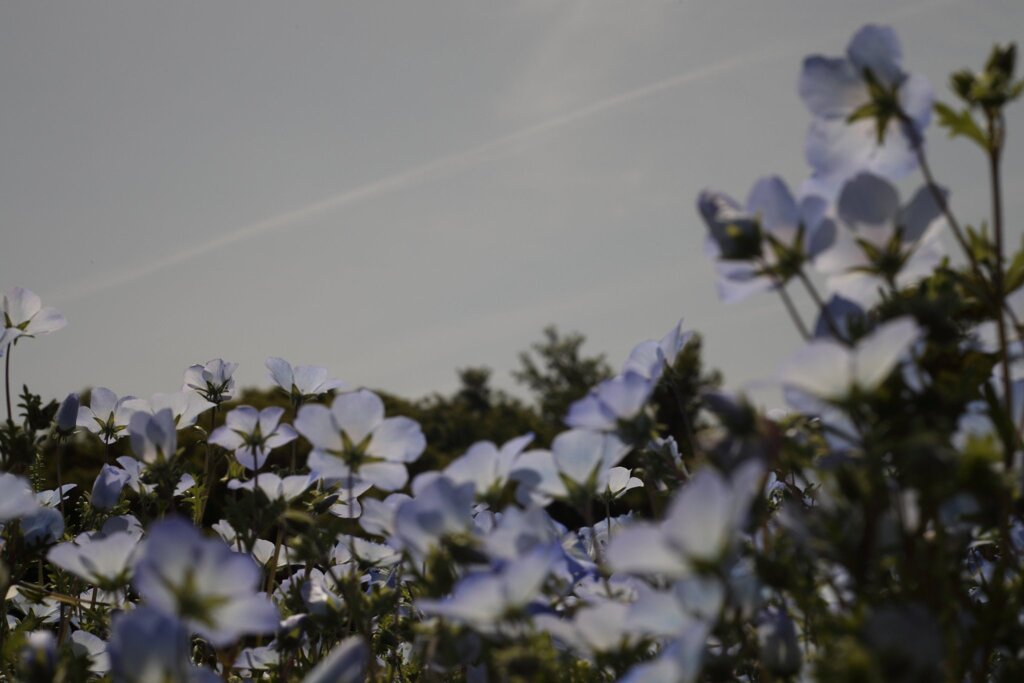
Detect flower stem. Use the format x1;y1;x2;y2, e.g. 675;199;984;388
4;342;12;424
774;279;811;341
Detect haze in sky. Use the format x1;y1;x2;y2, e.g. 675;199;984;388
2;0;1023;405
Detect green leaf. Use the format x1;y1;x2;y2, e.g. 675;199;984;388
934;102;988;148
1006;247;1024;293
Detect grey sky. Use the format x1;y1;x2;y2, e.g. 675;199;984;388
2;0;1023;407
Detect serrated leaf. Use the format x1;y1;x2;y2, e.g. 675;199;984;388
934;102;988;148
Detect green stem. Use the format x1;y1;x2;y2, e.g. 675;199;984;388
4;342;12;424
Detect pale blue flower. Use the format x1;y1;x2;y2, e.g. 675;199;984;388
512;429;630;504
798;25;933;198
698;177;833;303
210;405;297;471
132;517;280;646
182;359;237;404
77;388;138;444
0;472;39;521
302;635;368;683
91;464;131;510
1;287;66;340
55;392;79;435
814;172;945;306
607;462;764;577
417;543;560;632
566;371;655;432
122;391;214;429
621;319;692;382
128;408;177;464
266;357;349;400
778;316;921;402
21;507;63;545
107;606;192;683
392;476;476;560
48;530;141;589
295;389;425;491
69;630;110;676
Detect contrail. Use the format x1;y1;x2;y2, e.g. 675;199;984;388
51;0;950;305
48;50;774;305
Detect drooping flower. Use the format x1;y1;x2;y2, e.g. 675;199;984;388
210;406;297;471
565;371;654;432
132;517;280;647
798;24;933;197
128;409;178;464
295;389;425;491
54;393;79;436
183;359;237;404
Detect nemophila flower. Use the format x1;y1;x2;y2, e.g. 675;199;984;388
69;630;110;676
226;473;313;502
183;359;237;404
19;630;57;681
798;24;933;197
295;389;426;491
132;517;280;646
814;172;945;306
778;316;921;403
698;177;834;303
128;408;177;464
77;388;138;444
618;620;711;683
210;406;297;471
89;458;154;511
626;578;726;638
566;371;654;432
266;357;349;401
35;484;75;510
482;506;561;562
417;543;560;632
302;635;368;683
48;530;141;589
536;600;638;658
621;319;692;382
123;391;214;429
392;476;476;560
607;462;764;577
107;605;207;683
233;646;279;676
359;493;412;537
512;429;630;505
428;433;533;502
600;466;643;501
0;472;39;521
1;287;66;342
21;507;63;545
54;392;79;436
333;536;401;569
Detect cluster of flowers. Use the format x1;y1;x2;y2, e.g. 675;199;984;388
1;24;1023;683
